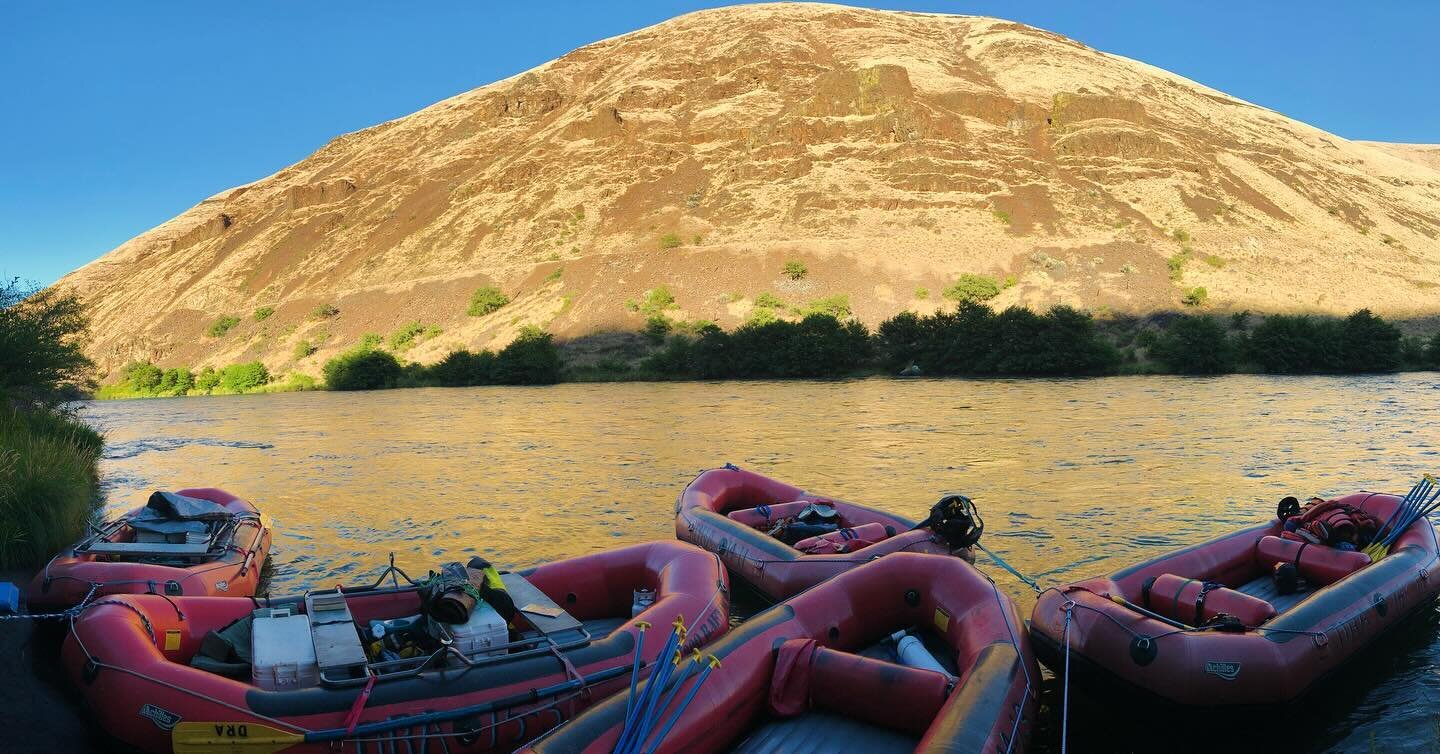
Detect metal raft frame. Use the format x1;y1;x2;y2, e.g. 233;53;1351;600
72;512;263;564
288;560;595;689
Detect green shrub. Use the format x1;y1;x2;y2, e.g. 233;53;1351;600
468;287;510;317
357;333;385;351
324;349;402;390
293;340;316;360
0;281;93;406
311;302;339;320
875;303;1117;376
692;234;703;245
207;315;241;337
1401;336;1428;368
219;361;271;392
1172;228;1191;244
157;367;194;396
388;321;432;352
644;315;672;344
427;349;497;387
253;306;275;321
1149;316;1236;374
943;275;1000;304
754;292;784;309
0;404;103;569
1181;287;1208;307
745;306;780;326
545;267;564;282
640;286;676;315
1167;254;1187;281
659;233;683;250
119;361;163;394
495;327;561;384
1429;331;1440;369
195;367;221;393
914;288;929;300
668;315;872;379
1337;309;1401;372
800;295;851;319
783;261;808;280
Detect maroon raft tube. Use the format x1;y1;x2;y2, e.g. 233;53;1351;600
64;541;730;754
675;465;954;601
519;552;1038;754
1031;492;1440;707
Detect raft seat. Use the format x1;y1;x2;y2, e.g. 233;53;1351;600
1141;573;1277;627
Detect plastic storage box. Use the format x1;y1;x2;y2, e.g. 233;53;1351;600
251;607;320;690
448;600;508;657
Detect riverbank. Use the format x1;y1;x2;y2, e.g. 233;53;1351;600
92;307;1440;399
0;569;102;753
0;406;104;570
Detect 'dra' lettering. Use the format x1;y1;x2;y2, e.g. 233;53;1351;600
212;724;249;738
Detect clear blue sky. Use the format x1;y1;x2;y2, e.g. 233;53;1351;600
2;1;1434;286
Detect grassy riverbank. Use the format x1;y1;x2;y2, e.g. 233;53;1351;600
0;406;103;569
94;305;1440;397
0;280;104;569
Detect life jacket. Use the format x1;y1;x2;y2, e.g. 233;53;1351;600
1285;500;1380;547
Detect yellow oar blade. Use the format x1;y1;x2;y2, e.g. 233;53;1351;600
173;722;304;754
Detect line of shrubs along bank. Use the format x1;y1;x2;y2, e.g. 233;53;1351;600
102;305;1440;396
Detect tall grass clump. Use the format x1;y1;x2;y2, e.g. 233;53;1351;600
0;279;103;568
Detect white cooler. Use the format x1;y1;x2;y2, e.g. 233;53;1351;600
448;600;508;657
251;607;320;690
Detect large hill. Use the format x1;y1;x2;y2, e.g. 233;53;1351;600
56;3;1440;376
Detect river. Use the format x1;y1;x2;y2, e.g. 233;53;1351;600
76;374;1440;752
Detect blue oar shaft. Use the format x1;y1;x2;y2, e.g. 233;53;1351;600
616;625;682;754
622;626;649;734
641;662;718;754
629;657;700;754
625;647;683;754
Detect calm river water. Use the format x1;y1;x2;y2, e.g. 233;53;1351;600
79;374;1440;752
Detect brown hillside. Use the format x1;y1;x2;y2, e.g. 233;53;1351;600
57;3;1440;376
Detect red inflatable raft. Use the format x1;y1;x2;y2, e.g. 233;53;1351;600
1031;491;1440;707
31;488;270;610
676;466;969;601
63;541;729;754
519;552;1038;754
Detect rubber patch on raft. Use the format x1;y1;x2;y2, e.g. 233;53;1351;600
164;630;181;651
933;607;951;633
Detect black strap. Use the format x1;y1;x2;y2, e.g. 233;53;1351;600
1140;577;1157;609
1172;578;1193;623
1194;582;1219;626
1293;542;1309;570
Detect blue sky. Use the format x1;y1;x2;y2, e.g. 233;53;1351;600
1;1;1434;286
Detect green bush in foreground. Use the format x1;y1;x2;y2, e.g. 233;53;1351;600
219;361;271;392
468;287;509;317
0;404;104;569
0;280;94;405
253;306;275;321
783;261;808;280
495;327;562;384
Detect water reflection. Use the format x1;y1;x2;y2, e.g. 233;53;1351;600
82;373;1440;752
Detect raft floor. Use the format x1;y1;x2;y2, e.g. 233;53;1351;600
731;712;916;754
1235;573;1313;615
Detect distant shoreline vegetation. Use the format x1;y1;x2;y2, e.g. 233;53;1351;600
92;305;1440;399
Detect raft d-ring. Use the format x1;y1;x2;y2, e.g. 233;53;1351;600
1062;599;1077;612
1313;631;1330;648
1421;568;1430;581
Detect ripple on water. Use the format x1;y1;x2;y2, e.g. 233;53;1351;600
79;373;1440;753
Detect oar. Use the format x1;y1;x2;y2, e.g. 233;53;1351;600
615;617;685;754
639;655;722;754
1366;476;1439;558
621;621;651;735
1368;478;1429;551
627;650;702;754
